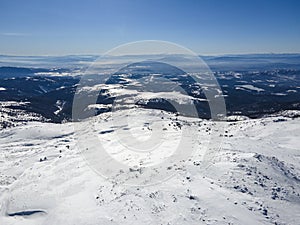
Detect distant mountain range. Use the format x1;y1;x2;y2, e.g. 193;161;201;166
1;53;300;72
1;54;300;126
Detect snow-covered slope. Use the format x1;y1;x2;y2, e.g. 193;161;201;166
0;109;299;225
0;101;46;129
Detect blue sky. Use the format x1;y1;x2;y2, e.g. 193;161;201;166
0;0;299;55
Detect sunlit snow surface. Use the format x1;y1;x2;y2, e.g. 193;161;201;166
0;108;299;225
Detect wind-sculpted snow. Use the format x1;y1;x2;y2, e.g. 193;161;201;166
0;109;299;225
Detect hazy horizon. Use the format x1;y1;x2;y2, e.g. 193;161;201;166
1;52;300;58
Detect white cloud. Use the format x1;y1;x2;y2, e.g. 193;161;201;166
1;32;30;36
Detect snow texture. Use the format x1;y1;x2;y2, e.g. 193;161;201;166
0;108;299;225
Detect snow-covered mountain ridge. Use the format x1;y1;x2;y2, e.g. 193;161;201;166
0;108;299;225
